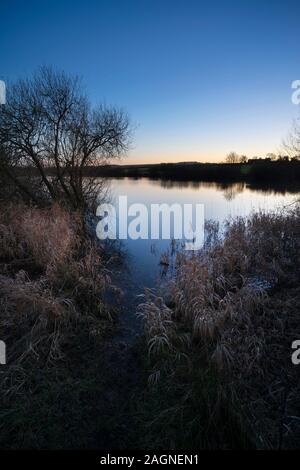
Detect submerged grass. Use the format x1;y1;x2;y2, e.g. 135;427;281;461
137;204;300;449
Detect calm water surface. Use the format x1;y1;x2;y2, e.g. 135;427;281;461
105;178;299;294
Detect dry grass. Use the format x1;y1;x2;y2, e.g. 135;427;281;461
0;203;82;271
138;204;300;449
0;202;120;448
0;271;76;367
0;203;115;386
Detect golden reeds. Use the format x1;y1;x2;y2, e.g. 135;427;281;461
138;204;300;448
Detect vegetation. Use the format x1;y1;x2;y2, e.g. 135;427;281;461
0;67;134;449
87;160;300;190
284;116;300;159
225;151;241;163
0;67;141;450
137;205;300;449
0;67;130;208
0;203;125;447
0;174;299;449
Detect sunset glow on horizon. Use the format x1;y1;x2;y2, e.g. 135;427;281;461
1;0;300;164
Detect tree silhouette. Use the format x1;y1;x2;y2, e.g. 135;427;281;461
0;67;131;207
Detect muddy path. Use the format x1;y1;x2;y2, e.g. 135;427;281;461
90;255;147;449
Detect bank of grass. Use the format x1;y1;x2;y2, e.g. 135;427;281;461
137;204;300;449
1;202;300;449
0;203;119;448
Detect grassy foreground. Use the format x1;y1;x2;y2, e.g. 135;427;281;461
0;203;125;448
137;204;300;449
0;202;299;449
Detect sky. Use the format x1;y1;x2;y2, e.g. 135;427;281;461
1;0;300;163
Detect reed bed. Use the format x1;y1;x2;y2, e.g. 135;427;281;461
138;204;300;449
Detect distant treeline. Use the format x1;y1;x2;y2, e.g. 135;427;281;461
83;160;300;185
14;160;300;193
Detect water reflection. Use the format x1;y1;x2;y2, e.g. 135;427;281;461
103;177;299;292
138;178;300;197
222;183;244;201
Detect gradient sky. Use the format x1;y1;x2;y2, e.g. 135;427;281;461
1;0;300;163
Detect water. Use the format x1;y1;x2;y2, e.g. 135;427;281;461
95;177;298;340
105;177;298;292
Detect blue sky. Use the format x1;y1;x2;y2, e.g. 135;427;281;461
1;0;299;162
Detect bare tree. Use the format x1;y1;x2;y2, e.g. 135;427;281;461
225;151;239;164
266;153;278;161
283;118;300;160
239;155;247;163
0;67;131;208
